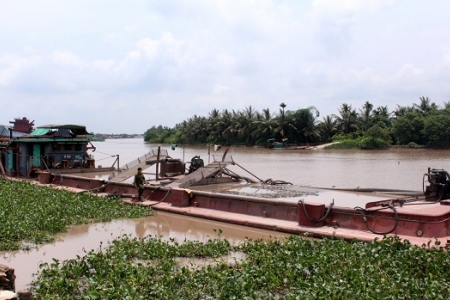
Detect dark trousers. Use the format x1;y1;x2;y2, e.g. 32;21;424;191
137;185;144;199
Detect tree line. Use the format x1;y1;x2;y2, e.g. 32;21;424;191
144;96;450;149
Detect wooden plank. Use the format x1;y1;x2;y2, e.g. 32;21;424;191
168;162;230;188
108;155;171;183
108;160;151;183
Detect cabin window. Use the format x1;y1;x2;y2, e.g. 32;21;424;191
74;144;82;151
63;144;73;151
54;144;61;151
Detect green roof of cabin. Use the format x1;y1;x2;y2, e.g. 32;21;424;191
31;125;90;136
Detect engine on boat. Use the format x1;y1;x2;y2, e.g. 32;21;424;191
424;168;450;201
188;156;204;174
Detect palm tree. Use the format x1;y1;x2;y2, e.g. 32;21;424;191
413;96;438;114
302;108;321;145
276;102;288;139
358;101;373;132
318;115;338;142
392;105;414;119
207;109;223;143
372;106;392;127
220;109;235;143
234;106;257;145
253;108;277;142
333;103;358;134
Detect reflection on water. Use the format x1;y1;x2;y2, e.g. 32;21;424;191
87;139;450;191
0;212;290;291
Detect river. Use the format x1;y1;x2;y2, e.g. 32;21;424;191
93;138;450;191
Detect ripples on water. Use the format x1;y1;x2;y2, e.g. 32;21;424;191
93;139;450;191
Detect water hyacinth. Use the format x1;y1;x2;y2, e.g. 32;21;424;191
0;179;153;251
31;235;450;299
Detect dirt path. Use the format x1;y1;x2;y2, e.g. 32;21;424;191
314;142;339;149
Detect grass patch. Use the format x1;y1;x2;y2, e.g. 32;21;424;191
31;235;450;299
0;179;153;251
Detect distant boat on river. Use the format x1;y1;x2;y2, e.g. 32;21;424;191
267;138;315;150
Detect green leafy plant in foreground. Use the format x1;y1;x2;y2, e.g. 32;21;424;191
31;235;450;300
0;179;153;251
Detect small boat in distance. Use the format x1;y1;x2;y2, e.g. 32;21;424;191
267;138;314;150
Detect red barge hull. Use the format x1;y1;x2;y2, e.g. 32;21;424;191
41;172;450;247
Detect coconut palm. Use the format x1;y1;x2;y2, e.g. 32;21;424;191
372;106;392;128
413;96;438;114
253;108;277;142
333;103;358;134
275;102;289;139
232;106;258;145
358;101;373;132
318;115;338;142
392;105;414;119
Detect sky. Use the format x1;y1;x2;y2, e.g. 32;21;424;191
1;0;450;134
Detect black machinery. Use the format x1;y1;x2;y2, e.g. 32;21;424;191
423;168;450;201
188;156;204;174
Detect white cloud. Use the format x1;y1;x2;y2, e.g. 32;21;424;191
52;51;86;68
0;1;450;133
0;54;40;86
92;59;115;72
213;84;230;95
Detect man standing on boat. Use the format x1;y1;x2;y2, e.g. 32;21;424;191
133;167;147;202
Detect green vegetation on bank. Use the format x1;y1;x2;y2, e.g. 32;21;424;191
144;96;450;149
0;179;153;251
32;235;449;299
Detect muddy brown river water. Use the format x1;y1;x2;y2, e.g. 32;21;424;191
3;138;450;291
91;138;450;191
1;212;291;291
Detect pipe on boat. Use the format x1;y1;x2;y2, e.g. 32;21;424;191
299;198;334;223
354;204;399;235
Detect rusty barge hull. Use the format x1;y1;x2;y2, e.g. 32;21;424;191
38;172;450;247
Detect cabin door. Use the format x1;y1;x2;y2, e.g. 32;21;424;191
32;144;41;167
7;150;13;171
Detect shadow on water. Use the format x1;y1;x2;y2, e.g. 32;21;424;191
0;212;290;291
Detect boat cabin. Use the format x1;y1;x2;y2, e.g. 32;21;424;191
0;123;100;177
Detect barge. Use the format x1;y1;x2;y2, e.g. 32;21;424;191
22;145;450;247
0;117;116;177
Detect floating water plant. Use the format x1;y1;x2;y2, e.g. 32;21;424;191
0;179;153;251
31;235;450;299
